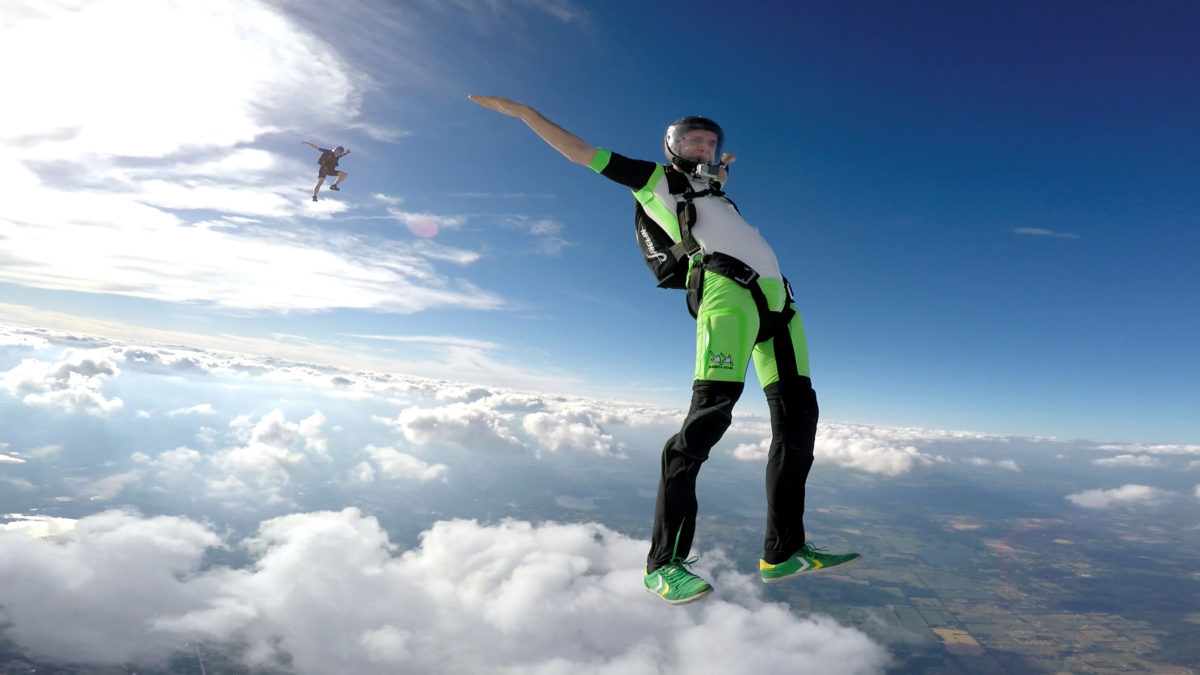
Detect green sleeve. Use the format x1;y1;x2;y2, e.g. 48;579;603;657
587;148;612;173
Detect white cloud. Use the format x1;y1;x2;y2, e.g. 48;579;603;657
2;477;38;491
388;209;467;239
0;509;888;674
377;401;523;451
350;461;376;483
0;509;224;664
446;0;592;27
731;423;952;476
1;513;78;538
196;426;220;446
1;311;587;396
79;470;145;502
3;0;352;158
230;410;329;458
434;383;496;402
207;410;331;500
0;454;24;464
522;408;626;457
529;219;563;236
503;215;572;255
26;444;64;459
167;403;217;417
965;458;1021;471
1091;443;1200;456
1065;484;1173;509
815;435;946;476
1012;227;1079;239
0;350;123;416
732;437;771;461
362;445;448;482
1;214;503;314
0;331;51;350
1092;454;1164;468
133;447;205;477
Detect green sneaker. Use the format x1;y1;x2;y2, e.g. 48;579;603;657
644;558;713;605
760;543;861;583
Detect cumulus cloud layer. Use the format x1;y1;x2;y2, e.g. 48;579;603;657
0;509;888;674
10;325;1185;494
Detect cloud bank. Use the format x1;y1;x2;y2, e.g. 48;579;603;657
0;509;889;674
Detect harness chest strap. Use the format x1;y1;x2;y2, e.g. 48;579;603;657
665;168;737;267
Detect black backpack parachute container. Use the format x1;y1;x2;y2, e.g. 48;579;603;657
634;167;736;289
318;149;340;172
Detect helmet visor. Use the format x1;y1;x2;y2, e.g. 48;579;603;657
666;118;723;165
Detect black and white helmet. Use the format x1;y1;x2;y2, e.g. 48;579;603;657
664;116;724;173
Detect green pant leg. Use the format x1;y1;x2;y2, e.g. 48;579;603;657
693;272;760;383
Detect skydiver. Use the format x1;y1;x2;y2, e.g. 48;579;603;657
469;95;861;605
302;141;350;201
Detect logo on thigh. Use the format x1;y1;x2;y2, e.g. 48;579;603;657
708;351;734;370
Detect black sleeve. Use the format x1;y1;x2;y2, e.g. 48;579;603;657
596;151;660;192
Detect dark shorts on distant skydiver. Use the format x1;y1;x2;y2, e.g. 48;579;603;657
318;167;341;178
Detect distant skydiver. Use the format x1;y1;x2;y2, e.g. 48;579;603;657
302;141;350;201
469;95;861;606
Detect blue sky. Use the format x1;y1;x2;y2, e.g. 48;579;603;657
2;0;1198;444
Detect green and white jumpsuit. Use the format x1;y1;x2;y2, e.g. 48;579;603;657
589;149;821;571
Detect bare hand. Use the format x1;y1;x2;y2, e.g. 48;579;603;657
469;95;533;120
721;153;737;166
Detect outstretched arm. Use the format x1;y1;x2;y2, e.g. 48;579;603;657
301;141;320;150
469;95;597;166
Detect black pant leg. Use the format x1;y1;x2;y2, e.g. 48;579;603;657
762;375;819;564
647;379;743;571
759;305;819;563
